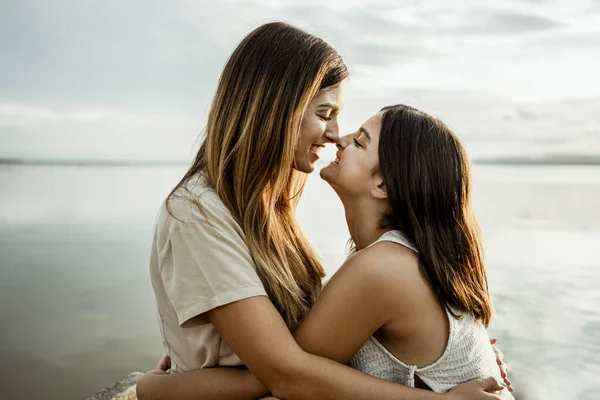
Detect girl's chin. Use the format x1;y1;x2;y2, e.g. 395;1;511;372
319;164;337;182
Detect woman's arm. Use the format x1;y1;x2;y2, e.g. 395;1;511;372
137;248;506;400
141;296;445;400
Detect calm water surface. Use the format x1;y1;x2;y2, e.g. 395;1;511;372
0;165;598;400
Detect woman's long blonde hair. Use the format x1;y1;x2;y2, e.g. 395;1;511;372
169;22;348;329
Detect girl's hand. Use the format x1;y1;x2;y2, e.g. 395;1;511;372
147;354;171;375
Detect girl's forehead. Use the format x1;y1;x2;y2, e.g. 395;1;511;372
362;113;382;132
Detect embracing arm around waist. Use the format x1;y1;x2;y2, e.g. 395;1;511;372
139;294;445;400
137;247;506;400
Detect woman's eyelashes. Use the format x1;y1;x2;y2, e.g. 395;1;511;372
353;137;363;148
317;113;332;122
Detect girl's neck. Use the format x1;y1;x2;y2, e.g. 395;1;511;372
341;197;389;251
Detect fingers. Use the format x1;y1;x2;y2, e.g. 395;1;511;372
494;347;504;362
497;359;513;393
148;368;168;376
162;354;172;370
502;373;513;393
500;362;510;380
499;360;507;377
155;354;171;371
480;376;506;392
505;380;513;393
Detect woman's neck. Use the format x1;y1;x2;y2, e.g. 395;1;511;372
341;197;389;251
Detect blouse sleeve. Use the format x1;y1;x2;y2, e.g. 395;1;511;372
159;199;267;326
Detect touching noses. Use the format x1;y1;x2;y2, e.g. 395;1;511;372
336;133;352;152
323;118;340;143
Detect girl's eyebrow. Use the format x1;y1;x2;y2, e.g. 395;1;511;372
359;127;372;142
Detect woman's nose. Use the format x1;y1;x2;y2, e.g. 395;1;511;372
324;119;340;143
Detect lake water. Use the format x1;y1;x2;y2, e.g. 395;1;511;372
0;164;598;400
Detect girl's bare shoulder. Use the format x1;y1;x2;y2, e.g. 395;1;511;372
340;241;423;294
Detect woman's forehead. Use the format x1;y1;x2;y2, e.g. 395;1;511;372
311;82;347;109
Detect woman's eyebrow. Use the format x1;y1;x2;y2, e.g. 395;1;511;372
317;102;340;111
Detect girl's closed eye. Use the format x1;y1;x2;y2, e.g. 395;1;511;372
353;138;363;148
318;113;332;122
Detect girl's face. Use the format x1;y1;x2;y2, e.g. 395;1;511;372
294;80;347;173
320;112;383;198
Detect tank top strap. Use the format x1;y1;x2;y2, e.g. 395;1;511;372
369;230;418;253
407;365;417;386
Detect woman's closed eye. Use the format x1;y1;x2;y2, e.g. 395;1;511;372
318;113;332;122
353;138;363;148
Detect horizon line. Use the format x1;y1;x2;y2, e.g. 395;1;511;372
2;154;600;167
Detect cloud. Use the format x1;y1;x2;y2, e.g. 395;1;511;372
1;0;599;159
465;10;561;34
0;104;111;126
0;102;195;127
0;101;202;160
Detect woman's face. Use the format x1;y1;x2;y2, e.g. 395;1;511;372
294;80;347;173
320;112;382;197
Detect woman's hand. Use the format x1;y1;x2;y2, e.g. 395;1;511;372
447;377;511;400
490;338;512;392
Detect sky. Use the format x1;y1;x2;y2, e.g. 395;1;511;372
1;0;599;161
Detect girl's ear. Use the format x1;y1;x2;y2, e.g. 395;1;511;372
371;178;388;200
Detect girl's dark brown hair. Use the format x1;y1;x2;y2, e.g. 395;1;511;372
378;104;492;327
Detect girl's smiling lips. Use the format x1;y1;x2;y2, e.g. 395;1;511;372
333;149;342;164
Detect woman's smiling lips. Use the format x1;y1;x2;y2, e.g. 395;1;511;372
310;144;325;160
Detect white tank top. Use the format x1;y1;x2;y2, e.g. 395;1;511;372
348;230;501;392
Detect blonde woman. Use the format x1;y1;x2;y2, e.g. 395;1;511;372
136;22;509;400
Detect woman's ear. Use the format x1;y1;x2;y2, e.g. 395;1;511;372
371;179;388;200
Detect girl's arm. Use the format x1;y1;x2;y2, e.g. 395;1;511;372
138;294;503;400
137;366;269;400
137;248;506;400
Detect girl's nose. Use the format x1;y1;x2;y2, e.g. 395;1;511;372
336;133;352;151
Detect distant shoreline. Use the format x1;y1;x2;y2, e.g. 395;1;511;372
1;155;600;167
472;154;600;166
0;158;187;167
